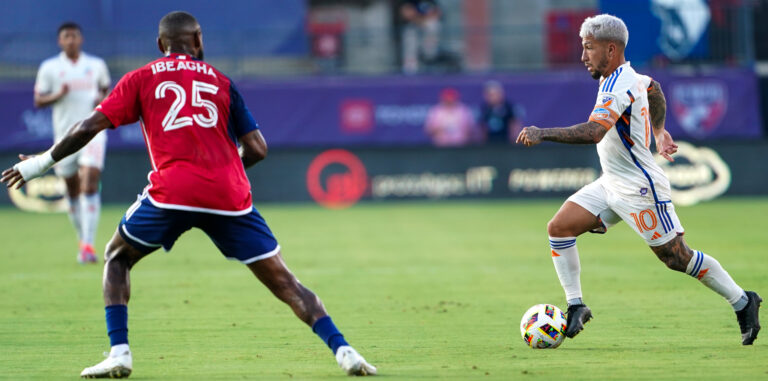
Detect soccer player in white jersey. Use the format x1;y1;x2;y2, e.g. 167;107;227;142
34;22;111;264
516;14;761;345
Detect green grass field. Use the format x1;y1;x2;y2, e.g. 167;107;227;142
0;198;766;380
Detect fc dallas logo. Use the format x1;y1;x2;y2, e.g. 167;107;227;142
670;81;727;138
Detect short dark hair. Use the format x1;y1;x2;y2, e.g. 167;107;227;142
158;11;198;37
58;22;81;36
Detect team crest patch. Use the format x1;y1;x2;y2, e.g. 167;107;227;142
600;94;615;107
670;81;727;138
591;107;611;120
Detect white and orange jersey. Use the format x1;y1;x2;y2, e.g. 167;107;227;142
588;61;671;203
35;52;111;140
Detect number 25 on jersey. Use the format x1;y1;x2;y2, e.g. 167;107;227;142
155;80;219;131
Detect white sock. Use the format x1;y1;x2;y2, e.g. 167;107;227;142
109;343;130;357
686;250;746;309
79;193;101;247
67;196;83;241
550;237;582;302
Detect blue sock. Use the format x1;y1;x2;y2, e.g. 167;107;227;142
733;291;749;311
312;316;348;354
105;304;128;346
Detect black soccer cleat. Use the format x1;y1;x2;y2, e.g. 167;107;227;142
565;304;592;338
736;291;762;345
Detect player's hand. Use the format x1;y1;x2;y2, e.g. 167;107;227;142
1;154;32;189
54;84;70;103
516;126;543;147
655;129;678;162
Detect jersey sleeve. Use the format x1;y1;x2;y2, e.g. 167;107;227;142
637;74;653;97
588;76;633;129
228;82;259;137
96;71;141;127
34;62;53;94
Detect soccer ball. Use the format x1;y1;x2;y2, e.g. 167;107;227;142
519;304;567;349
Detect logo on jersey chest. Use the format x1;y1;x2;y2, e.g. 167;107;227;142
600;95;615;107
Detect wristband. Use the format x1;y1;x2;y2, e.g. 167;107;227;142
13;150;56;181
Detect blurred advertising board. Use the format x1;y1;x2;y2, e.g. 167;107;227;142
1;141;764;209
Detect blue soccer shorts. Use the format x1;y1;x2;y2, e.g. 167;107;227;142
118;195;280;264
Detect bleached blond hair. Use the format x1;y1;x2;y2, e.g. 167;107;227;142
579;14;628;47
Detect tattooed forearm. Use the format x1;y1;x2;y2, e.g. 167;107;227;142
647;80;666;131
540;121;608;144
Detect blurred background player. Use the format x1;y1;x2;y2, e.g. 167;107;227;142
424;87;476;146
3;11;375;378
478;80;521;144
398;0;442;73
34;22;110;264
516;14;761;345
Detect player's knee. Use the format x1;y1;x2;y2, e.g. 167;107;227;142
547;218;569;237
82;183;99;195
80;179;100;194
104;236;144;268
104;246;127;267
104;241;119;262
78;168;101;194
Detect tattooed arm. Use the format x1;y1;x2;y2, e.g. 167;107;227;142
515;121;608;147
647;80;666;132
647;79;677;162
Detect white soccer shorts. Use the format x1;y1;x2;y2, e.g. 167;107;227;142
53;130;107;178
567;179;684;246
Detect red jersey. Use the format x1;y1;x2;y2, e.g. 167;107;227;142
97;53;258;215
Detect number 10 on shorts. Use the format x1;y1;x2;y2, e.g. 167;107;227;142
630;209;657;232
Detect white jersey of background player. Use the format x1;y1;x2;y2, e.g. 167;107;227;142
516;14;761;345
34;22;110;264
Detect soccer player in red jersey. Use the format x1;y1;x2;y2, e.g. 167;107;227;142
2;11;376;378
